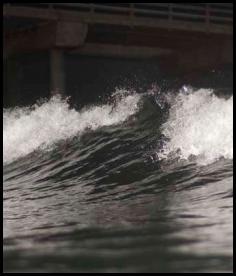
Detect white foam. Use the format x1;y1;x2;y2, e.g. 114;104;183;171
3;90;141;164
159;88;233;165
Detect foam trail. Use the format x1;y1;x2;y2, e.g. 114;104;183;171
3;90;141;164
159;88;233;165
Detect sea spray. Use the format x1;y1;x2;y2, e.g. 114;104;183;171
158;88;233;165
3;90;141;164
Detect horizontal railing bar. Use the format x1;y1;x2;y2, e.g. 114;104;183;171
172;12;232;22
134;10;232;22
41;3;233;20
15;3;234;16
38;3;233;15
6;3;233;27
42;3;131;12
135;3;204;11
172;4;233;15
130;3;233;14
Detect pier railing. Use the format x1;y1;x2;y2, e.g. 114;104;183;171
4;3;233;34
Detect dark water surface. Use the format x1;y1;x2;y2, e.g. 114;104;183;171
3;79;233;272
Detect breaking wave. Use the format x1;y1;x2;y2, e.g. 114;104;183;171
3;90;141;164
158;88;233;165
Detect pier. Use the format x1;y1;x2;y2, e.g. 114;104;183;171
3;3;233;101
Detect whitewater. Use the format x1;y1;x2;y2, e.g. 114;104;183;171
3;88;233;165
3;86;233;273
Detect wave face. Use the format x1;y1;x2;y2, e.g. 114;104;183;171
3;87;233;273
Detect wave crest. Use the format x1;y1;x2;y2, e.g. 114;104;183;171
3;90;141;164
158;88;233;165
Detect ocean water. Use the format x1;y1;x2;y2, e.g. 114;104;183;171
3;86;233;272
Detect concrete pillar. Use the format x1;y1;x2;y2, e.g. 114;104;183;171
50;49;65;96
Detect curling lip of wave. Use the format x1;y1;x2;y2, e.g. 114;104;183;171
3;91;141;165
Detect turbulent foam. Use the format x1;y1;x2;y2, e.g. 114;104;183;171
3;90;141;164
159;88;233;165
